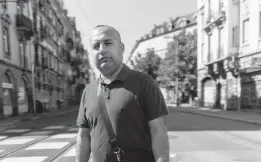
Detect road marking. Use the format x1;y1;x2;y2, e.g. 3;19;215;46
24;131;53;136
0;136;8;140
51;133;77;139
26;142;69;150
67;128;78;132
64;147;76;157
0;156;48;162
3;129;30;133
43;126;65;130
170;153;177;158
0;138;35;145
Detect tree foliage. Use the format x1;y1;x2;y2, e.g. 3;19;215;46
132;49;161;80
158;31;197;100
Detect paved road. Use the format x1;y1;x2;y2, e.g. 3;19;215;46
0;107;261;162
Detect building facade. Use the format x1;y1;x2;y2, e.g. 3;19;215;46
0;0;34;117
0;0;88;118
197;0;261;110
126;13;197;102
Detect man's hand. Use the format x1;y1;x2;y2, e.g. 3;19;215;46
149;116;169;162
76;128;91;162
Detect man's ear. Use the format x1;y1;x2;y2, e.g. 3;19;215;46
120;42;125;55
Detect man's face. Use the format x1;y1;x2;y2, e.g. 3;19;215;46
90;27;124;75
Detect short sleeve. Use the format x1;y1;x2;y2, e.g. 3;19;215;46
143;76;169;121
76;86;90;128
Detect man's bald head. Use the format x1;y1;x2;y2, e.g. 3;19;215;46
90;25;125;77
91;25;122;43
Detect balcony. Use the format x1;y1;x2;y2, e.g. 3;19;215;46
203;10;226;33
16;14;34;40
66;38;74;51
213;11;226;26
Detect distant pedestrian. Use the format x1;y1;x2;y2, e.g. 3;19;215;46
76;25;169;162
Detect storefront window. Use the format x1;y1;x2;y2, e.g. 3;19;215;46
18;80;27;104
2;74;13;106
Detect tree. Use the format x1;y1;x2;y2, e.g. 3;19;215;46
132;49;161;80
158;30;197;104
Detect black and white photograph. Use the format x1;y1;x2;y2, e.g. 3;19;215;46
0;0;261;162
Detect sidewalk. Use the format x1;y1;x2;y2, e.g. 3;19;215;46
0;105;79;128
167;104;261;126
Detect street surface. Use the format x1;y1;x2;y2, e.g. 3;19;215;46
0;107;260;162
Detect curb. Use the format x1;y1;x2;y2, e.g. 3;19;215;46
0;116;39;128
0;108;77;129
168;106;261;126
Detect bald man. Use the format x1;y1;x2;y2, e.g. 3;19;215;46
76;25;169;162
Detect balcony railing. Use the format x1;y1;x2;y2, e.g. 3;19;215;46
16;14;34;40
203;10;226;33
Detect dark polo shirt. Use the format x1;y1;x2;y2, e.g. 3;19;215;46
76;64;168;162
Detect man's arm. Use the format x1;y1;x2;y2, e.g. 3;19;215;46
76;128;91;162
149;116;169;162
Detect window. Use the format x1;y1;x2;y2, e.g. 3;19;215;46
156;29;160;35
17;4;23;15
19;41;25;67
208;34;212;62
57;60;59;72
232;26;238;46
201;12;205;29
3;27;10;57
34;43;39;64
243;19;249;43
48;53;52;68
201;29;205;43
259;11;261;37
201;43;204;63
218;27;224;58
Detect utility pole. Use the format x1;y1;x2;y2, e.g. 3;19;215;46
28;0;36;116
31;0;41;115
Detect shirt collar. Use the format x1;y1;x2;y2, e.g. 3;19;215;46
99;63;131;84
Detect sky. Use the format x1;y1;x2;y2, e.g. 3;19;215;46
63;0;197;72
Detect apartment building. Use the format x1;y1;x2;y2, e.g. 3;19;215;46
126;13;197;102
197;0;261;110
0;0;34;117
32;0;66;111
0;0;88;117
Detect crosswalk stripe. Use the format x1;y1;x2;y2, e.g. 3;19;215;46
0;138;35;145
64;147;76;157
26;142;69;150
50;133;77;139
0;156;48;162
3;129;30;133
0;136;8;140
43;126;65;130
24;131;53;136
